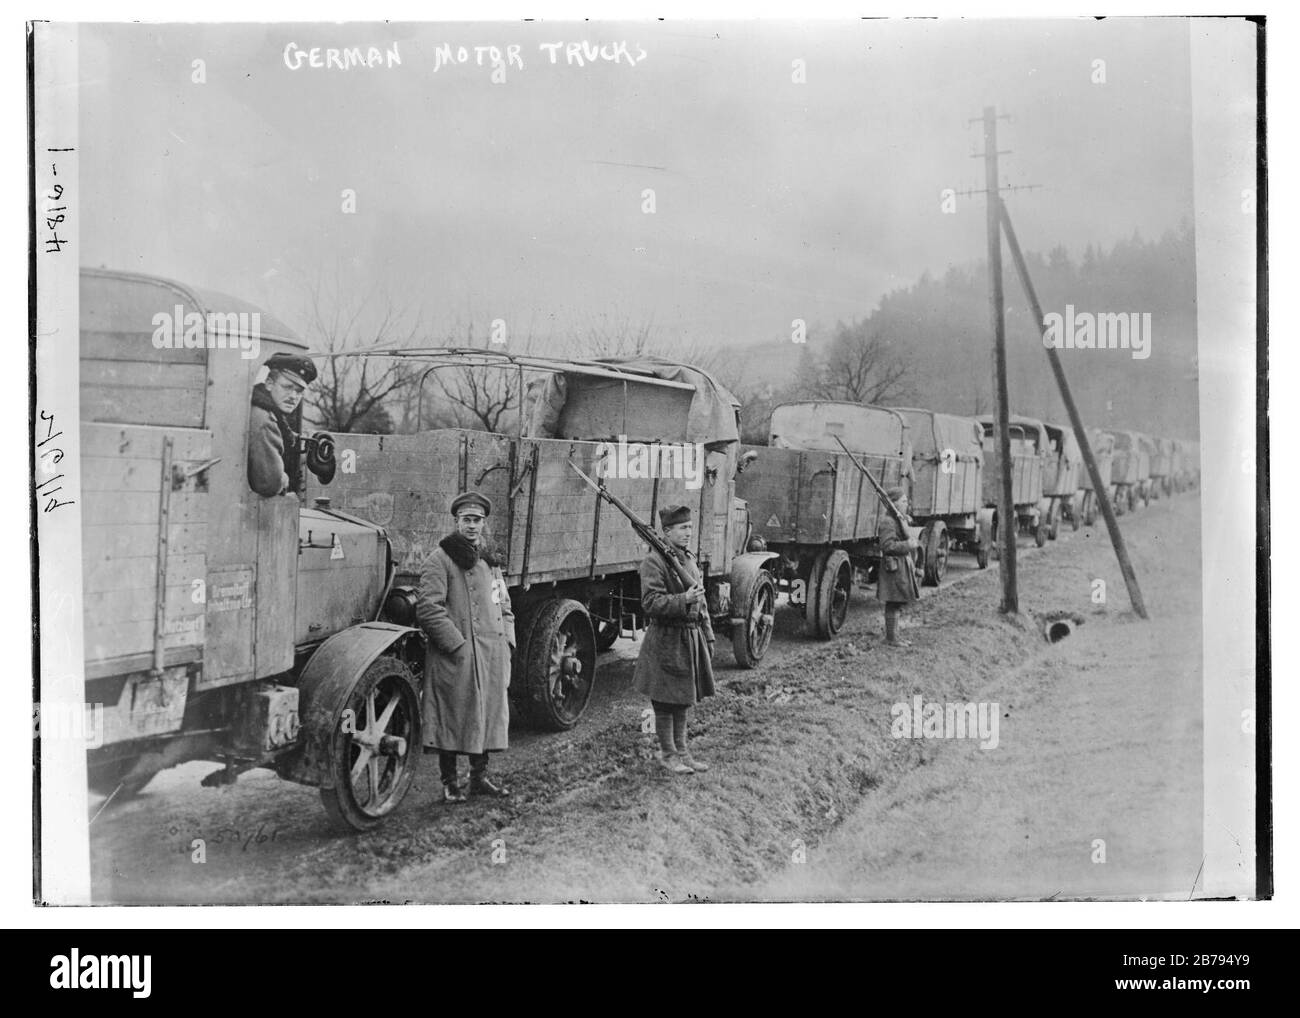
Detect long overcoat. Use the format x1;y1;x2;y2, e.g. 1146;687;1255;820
632;546;716;705
415;537;516;754
876;514;921;604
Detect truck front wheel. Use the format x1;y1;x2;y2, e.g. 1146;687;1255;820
319;655;422;833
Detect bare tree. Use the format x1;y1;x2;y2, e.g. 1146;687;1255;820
560;311;658;360
302;266;424;434
419;320;548;434
799;319;912;405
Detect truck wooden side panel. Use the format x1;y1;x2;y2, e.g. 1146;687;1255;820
80;423;211;670
981;436;1045;508
735;445;905;547
306;429;731;587
912;456;983;517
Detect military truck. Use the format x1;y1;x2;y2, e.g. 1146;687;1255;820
1106;428;1151;512
1079;427;1118;524
1039;420;1085;538
889;407;992;582
77;269;775;831
977;414;1051;548
734;401;912;639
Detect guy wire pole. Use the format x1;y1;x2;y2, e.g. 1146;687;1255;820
998;202;1149;620
983;106;1018;613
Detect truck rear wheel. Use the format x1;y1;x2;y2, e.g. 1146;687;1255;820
516;598;596;731
732;572;776;668
921;523;950;587
319;655;422;833
810;549;852;638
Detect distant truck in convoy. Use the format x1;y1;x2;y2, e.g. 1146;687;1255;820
734;401;912;638
889;407;992;582
977;414;1051;548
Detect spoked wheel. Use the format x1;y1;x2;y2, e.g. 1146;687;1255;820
519;598;596;731
811;549;852;639
1083;492;1097;526
922;522;950;587
1034;520;1048;548
732;572;776;668
320;655;421;832
1048;507;1060;541
1070;494;1082;531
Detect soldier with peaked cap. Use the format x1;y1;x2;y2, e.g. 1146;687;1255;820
415;490;516;803
876;485;921;647
632;504;716;775
248;352;317;497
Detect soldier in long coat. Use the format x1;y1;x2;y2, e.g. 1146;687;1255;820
415;491;516;803
632;504;716;775
876;485;921;647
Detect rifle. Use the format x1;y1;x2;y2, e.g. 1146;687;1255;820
832;435;912;532
567;460;698;590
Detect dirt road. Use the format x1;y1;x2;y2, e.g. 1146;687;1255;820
89;492;1202;903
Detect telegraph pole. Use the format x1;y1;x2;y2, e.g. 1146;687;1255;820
980;106;1018;613
963;106;1148;620
998;203;1149;619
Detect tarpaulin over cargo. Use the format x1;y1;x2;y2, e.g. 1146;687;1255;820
522;365;700;445
893;408;983;464
890;407;983;518
769;401;909;458
597;357;742;449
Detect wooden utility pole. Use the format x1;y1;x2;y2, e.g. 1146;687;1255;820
998;204;1149;619
981;106;1018;613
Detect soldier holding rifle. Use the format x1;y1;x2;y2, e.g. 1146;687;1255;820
632;504;716;775
876;486;921;647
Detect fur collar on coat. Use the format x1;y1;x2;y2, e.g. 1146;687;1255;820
439;533;500;570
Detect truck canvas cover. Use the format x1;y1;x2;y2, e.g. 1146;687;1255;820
524;356;740;450
891;407;983;518
769;401;908;457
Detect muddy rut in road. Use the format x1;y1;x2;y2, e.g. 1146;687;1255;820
89;494;1198;903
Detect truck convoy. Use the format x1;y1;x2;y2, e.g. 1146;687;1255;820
75;268;1200;831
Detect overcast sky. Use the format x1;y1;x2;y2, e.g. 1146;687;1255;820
77;18;1195;350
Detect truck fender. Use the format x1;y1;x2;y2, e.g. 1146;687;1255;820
281;622;422;788
728;550;781;616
